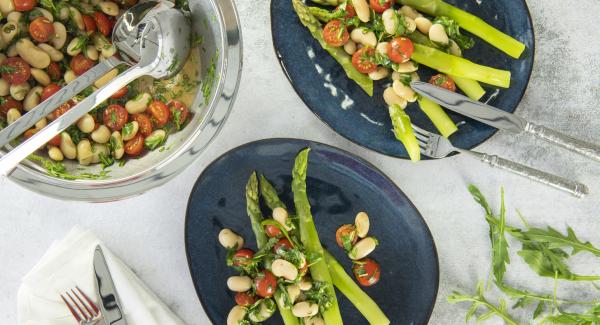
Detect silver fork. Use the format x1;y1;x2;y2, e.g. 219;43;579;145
60;286;102;325
411;124;589;198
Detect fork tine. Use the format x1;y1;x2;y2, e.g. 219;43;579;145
71;289;96;319
66;291;92;320
410;123;429;136
61;293;82;322
413;131;429;143
76;286;100;315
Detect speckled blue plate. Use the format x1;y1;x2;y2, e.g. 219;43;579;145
185;138;439;324
271;0;535;159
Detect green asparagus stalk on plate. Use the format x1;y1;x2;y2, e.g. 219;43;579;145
417;97;458;138
388;104;421;161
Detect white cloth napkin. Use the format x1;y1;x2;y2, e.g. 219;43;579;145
17;226;185;325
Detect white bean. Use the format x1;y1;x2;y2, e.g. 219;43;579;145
1;21;19;44
0;33;6;50
399;5;421;20
48;145;64;161
292;302;319;318
355;212;370;238
0;53;6;63
353;0;370;22
23;86;42;111
429;23;449;44
273;207;291;231
368;67;389;81
68;6;85;31
58;6;70;20
6;108;21;124
304;317;325;325
218;228;244;249
64;70;77;84
343;40;357;55
34;8;53;22
449;40;462;57
51;22;67;49
99;1;119;16
383;87;407;108
411;72;420;81
125;93;152;114
77;139;93;165
122;121;139;141
415;17;432;34
66;37;85;56
382;9;398;35
91;143;110;164
35;117;46;129
349;237;378;260
101;44;117;58
287;284;301;304
227;276;252;292
0;0;15;17
38;43;65;62
10;82;30;101
6;12;22;23
393;80;418;102
85;45;99;61
0;79;9;96
375;41;389;56
395;61;418;73
272;259;298;281
6;43;17;57
91;125;111;144
405;17;417;33
31;68;51;86
16;38;51;69
77;114;95;133
110;131;124;159
350;28;377;48
60;133;77;159
226;306;247;325
298;277;312;291
94;69;119;88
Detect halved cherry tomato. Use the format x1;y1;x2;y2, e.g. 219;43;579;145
351;47;378;74
14;0;37;11
273;238;293;254
103;104;128;131
335;224;358;249
369;0;393;13
29;16;54;42
93;11;112;36
1;57;31;84
48;134;61;146
23;128;37;139
231;248;255;267
235;292;257;307
265;225;282;238
387;37;414;63
167;100;189;127
47;62;61;82
337;4;356;18
110;86;128;99
82;15;97;34
131;113;153;136
48;102;73;121
254;270;277;298
124;134;144;156
323;19;349;47
0;97;23;115
147;100;170;127
429;74;457;92
352;258;381;287
70;54;95;76
41;83;60;102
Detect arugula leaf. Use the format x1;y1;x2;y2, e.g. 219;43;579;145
447;281;520;325
304;281;334;313
432;16;475;49
520;226;600;257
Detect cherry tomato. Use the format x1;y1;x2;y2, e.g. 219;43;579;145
265;225;282;238
352;47;378;74
323;20;349;47
41;83;60;102
335;224;358;249
48;134;61;146
235;292;257;307
82;15;97;34
369;0;393;13
14;0;37;11
0;97;23;115
147;100;170;127
1;57;31;84
103;104;128;131
429;74;457;92
231;248;255;267
70;54;95;76
48;102;73;121
167;100;189;127
28;16;54;42
124;134;144;156
352;258;381;287
47;62;62;82
93;11;112;36
387;37;414;63
273;238;293;254
131;113;153;136
110;86;128;99
23;128;37;139
254;270;277;298
337;4;355;18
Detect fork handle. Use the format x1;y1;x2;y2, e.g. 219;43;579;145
476;152;588;198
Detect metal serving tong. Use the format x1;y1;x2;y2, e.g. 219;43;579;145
0;1;191;176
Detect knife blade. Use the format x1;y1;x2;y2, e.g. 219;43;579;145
411;81;600;162
94;245;128;325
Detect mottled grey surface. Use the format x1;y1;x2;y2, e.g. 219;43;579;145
1;0;600;324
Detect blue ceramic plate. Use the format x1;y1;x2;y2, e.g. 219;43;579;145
185;138;439;324
271;0;535;159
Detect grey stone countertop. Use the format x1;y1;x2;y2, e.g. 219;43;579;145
2;0;600;324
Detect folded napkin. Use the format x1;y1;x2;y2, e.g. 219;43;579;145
18;226;185;325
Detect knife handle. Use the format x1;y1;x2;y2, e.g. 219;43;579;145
478;153;588;198
526;123;600;162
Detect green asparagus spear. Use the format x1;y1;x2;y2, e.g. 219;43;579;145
259;174;287;210
388;104;421;161
400;0;526;58
309;0;344;5
308;6;346;23
292;0;374;96
417;97;458;138
450;75;486;100
292;148;343;325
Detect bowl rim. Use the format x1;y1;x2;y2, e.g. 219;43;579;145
183;137;441;324
269;0;536;160
7;0;244;202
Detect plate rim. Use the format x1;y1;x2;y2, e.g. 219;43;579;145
184;137;440;324
269;0;536;160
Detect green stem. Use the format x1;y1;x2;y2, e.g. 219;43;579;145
246;172;268;248
451;75;486;100
417;97;458;138
454;296;519;325
388;104;421;161
259;174;287;210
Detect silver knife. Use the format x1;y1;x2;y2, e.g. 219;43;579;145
94;245;128;325
411;81;600;162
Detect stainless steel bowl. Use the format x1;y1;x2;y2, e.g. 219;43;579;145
7;0;242;202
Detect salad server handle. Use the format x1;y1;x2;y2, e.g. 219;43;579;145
0;63;152;177
0;56;123;150
525;123;600;162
